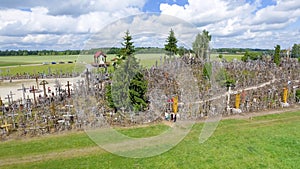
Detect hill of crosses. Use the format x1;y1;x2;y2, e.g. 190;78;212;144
0;48;300;140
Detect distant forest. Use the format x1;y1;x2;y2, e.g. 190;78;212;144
0;47;275;56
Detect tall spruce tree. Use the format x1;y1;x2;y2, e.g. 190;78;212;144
164;29;178;56
108;30;148;112
120;30;135;59
274;45;281;66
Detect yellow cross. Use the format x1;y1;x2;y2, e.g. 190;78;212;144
1;121;12;133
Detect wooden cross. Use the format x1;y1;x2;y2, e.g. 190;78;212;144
84;68;91;91
1;121;12;133
30;86;38;105
35;77;39;89
40;80;49;97
5;91;15;105
17;84;30;104
65;81;72;98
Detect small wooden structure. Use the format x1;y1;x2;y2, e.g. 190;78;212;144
92;51;108;67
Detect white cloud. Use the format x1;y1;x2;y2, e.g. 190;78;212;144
159;0;300;48
0;0;299;50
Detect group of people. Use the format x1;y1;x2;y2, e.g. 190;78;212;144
165;112;177;122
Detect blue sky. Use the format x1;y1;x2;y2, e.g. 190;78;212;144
143;0;189;12
0;0;299;50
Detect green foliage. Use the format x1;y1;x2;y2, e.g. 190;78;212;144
178;46;188;56
216;68;236;87
105;84;115;109
203;63;212;80
291;44;300;58
129;72;148;112
0;50;80;56
296;90;300;102
192;30;211;59
164;29;178;56
218;54;223;59
110;30;148;112
274;45;281;66
111;56;140;111
241;51;261;62
120;30;135;59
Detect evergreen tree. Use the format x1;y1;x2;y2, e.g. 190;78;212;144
120;30;135;59
274;45;281;66
192;30;211;60
109;30;148;113
292;44;300;58
164;29;178;56
129;72;148;111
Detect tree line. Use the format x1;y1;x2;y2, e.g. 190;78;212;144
0;49;81;56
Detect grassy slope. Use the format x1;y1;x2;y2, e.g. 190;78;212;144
0;111;300;168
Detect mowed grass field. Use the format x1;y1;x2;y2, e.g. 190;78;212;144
0;53;242;76
0;111;299;168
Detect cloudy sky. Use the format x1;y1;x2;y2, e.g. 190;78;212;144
0;0;299;50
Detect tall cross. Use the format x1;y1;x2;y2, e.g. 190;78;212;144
65;81;72;98
30;86;38;105
39;80;49;97
85;68;91;91
36;77;39;90
17;84;29;104
5;91;15;105
10;91;15;103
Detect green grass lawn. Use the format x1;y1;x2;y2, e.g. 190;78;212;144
1;111;300;168
0;63;85;76
211;53;243;61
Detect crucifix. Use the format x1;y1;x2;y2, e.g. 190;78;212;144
65;81;72;98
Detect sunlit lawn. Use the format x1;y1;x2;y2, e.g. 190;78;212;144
1;111;299;168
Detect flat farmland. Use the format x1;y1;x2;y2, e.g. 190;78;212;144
0;53;243;76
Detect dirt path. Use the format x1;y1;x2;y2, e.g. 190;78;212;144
0;146;104;167
222;105;300;120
